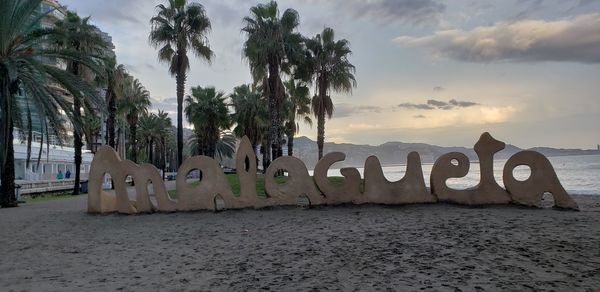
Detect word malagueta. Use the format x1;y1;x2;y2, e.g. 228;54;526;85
88;132;578;214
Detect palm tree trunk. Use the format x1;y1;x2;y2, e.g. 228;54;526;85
73;95;82;196
317;109;325;161
196;132;202;156
130;122;138;163
0;78;17;207
176;62;186;167
268;61;280;163
116;126;122;154
149;139;154;164
261;140;269;174
207;129;217;159
317;76;328;161
161;138;166;180
0;115;17;208
71;60;82;196
287;134;294;156
106;86;116;148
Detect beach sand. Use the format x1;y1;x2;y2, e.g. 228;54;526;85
0;195;599;291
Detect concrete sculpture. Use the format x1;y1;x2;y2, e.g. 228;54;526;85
362;153;436;205
313;152;361;204
431;133;511;205
88;133;579;214
88;146;175;214
503;151;578;209
235;136;260;206
265;156;324;206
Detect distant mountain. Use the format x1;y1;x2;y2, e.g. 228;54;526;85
290;136;600;169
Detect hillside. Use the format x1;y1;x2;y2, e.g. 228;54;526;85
290;136;600;169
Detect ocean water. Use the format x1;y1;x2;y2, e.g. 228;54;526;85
310;154;600;195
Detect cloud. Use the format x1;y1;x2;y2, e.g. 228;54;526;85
398;103;434;110
577;0;596;8
150;97;178;113
334;104;384;118
449;99;478;108
427;99;450;108
298;0;446;26
61;0;147;25
515;0;544;19
413;114;427;119
125;63;156;74
394;13;600;63
433;86;444;92
398;99;480;110
347;0;446;25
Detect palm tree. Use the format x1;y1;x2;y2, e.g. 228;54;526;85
283;79;312;156
100;57;127;149
0;0;103;207
230;84;268;150
117;77;151;163
149;0;214;168
155;110;173;177
83;114;101;151
242;1;303;164
138;110;172;166
138;112;161;164
305;27;356;160
187;130;236;161
53;10;109;196
185;86;231;158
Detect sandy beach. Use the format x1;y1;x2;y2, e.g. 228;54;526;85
0;195;599;291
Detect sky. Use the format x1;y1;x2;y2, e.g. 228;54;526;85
60;0;600;149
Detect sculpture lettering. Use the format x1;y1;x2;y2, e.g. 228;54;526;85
88;132;579;214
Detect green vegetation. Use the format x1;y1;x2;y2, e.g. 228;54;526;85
185;86;232;158
168;174;347;198
21;192;87;204
23;174;350;203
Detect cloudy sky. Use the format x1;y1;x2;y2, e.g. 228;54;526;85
60;0;600;149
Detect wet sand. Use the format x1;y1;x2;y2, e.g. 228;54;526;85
1;195;599;291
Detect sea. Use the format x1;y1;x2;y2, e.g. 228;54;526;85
309;154;600;195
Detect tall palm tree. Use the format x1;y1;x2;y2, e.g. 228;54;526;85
242;1;303;164
0;0;103;207
184;86;231;158
283;79;312;156
117;77;151;163
305;27;356;160
53;10;109;196
149;0;214;168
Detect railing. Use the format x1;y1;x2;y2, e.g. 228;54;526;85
16;179;80;195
